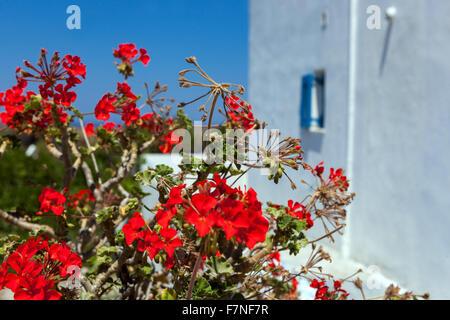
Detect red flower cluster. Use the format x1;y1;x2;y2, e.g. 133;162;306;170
113;43;150;66
0;49;85;131
156;174;269;250
63;55;87;79
122;212;183;269
312;162;325;176
84;122;95;137
140;114;180;153
286;200;314;229
101;122;117;133
68;189;95;209
94;82;140;126
329;168;349;192
267;251;284;276
38;187;66;216
0;237;81;300
85;121;118;137
95;94;117;121
159;130;181;154
140;112;157;132
141;112;166;135
311;162;350;192
268;251;281;269
225;95;255;131
113;43;150;78
291;278;299;294
0;79;56;131
24;49;85;107
310;279;349;300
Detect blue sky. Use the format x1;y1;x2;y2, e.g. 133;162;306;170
0;0;248;123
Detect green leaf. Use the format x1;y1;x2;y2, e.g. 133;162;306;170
97;245;119;256
78;291;95;300
287;237;308;255
206;256;234;277
277;214;308;232
138;266;152;277
156;288;177;300
79;146;90;156
266;205;286;219
96;206;116;223
115;230;125;244
86;246;119;274
194;277;212;294
176;109;193;131
134;169;157;187
155;164;174;176
23;95;42;111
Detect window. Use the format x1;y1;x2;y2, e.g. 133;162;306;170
300;70;326;133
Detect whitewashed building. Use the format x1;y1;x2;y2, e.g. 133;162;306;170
248;0;450;299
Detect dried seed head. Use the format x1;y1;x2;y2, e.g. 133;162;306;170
185;56;197;64
179;70;189;77
353;277;363;290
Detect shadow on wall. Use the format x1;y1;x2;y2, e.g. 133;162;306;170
300;128;324;160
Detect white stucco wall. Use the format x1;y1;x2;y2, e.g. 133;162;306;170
248;0;351;244
249;0;450;298
350;0;450;299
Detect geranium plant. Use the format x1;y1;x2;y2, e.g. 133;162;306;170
0;44;428;300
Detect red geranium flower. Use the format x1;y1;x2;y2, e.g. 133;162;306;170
113;43;150;66
121;102;140;126
310;279;329;300
159;131;181;154
113;43;139;62
312;161;325;176
164;255;177;269
286;200;314;229
62;55;86;79
85;123;94;137
137;229;164;260
117;82;137;100
159;227;183;258
14;276;62;300
216;198;249;240
95;94;116;121
155;206;178;229
268;251;281;265
138;48;150;66
122;212;145;246
329;168;350;192
48;242;82;277
0;237;81;300
102;122;116;132
165;178;269;249
38;187;66;216
225;95;255;131
185;193;218;237
291;278;299;294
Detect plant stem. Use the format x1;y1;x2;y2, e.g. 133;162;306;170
186;243;204;300
207;93;219;129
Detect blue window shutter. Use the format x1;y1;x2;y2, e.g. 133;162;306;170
316;75;325;128
301;74;314;128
